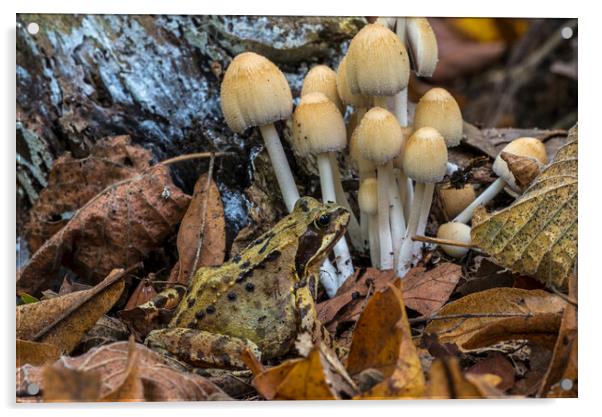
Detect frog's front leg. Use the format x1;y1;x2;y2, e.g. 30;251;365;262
145;328;261;369
295;278;336;350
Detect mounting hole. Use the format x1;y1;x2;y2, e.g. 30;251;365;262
26;383;40;395
561;26;573;40
560;378;574;391
26;22;39;35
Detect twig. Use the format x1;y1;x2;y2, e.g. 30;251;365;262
548;285;578;308
32;263;143;342
188;153;216;284
412;235;475;249
159;151;233;166
408;311;534;325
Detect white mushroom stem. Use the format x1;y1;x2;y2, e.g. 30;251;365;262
453;177;506;224
398;172;413;220
329;153;362;250
387;166;406;263
396;182;425;277
396;17;407;43
368;213;380;268
317;154;355;286
412;183;436;258
259;124;300;212
360;209;370;252
377;164;395;269
394;88;408;127
319;260;339;298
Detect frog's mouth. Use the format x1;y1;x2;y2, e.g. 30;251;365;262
295;207;350;277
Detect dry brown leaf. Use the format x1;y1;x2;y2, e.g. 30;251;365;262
17;340;229;402
42;366;102;402
17;162;190;296
16;339;61;367
172;173;225;285
424;288;566;351
538;273;577;397
25;136;152;252
402;264;462;316
347;281;425;399
248;344;357;400
124;275;158;310
500;152;542;191
467;352;516;391
16;268;127;355
472;130;577;288
426;356;506;399
317;265;460;333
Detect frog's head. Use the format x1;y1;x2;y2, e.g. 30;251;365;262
292;197;350;277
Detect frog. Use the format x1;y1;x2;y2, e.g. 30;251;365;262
145;196;350;369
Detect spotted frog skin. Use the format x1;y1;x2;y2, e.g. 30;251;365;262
145;197;349;368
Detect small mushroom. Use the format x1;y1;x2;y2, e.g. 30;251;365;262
439;183;477;219
413;87;463;148
437;222;472;258
397;127;448;277
220;52;298;212
301;65;344;114
292;92;354;285
405;17;439;77
336;56;371;112
358;177;380;268
355;107;405;270
453;137;548;224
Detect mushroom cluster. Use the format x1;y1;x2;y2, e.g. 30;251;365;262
220;18;549;295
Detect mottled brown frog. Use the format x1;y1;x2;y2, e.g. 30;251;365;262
145;197;349;368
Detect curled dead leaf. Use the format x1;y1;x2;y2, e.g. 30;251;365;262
16;268;129;355
500;151;542;191
346;281;425;398
18;161;190;296
17;340;229;402
247;344;358;400
424;288;566;351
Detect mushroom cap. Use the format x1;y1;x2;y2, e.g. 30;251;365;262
439;183;476;219
437;222;471;258
349;121;376;176
492;137;548;190
413;88;463;147
355;107;404;166
345;24;410;96
291;92;346;156
358;177;379;215
301;65;344;114
336;56;371;108
402;126;448;183
220;52;292;133
405;17;439;77
392;126;414;169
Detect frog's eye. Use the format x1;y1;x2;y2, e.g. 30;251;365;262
315;213;330;229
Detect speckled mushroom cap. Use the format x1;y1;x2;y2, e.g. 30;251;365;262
358;177;379;215
220;52;292;133
402;126;448;183
291;92;346;156
301;65;344;114
405;17;439;77
492;137;548;191
336;56;371;108
413;88;463;147
437;222;471;258
345;23;410;97
355;107;403;166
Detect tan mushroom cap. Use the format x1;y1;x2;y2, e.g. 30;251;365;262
291;93;346;156
301;65;344;114
355;107;404;166
345;23;410;97
437;222;471;258
358;177;379;215
413;88;463;147
336;56;371;108
220;52;292;133
492;137;548;190
439;183;476;219
402;126;448;183
405;17;439;77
